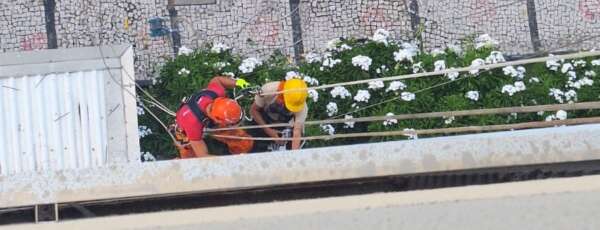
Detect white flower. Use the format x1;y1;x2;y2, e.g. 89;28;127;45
591;59;600;66
537;111;545;116
138;125;153;138
585;70;596;77
573;60;587;68
368;80;385;90
339;44;352;51
564;89;577;102
502;66;525;79
305;52;322;64
403;128;418;139
561;63;574;73
137;105;145;115
352;55;372;71
221;72;235;78
285;71;301;80
434;60;446;72
469;58;486;75
322;57;342;68
330;86;352;99
401;92;416;101
326;38;340;50
517;66;526;76
466;91;479;101
485;51;506;64
567;71;577;81
431;48;445;57
371;28;390;45
308;89;319;102
239;57;262;73
501;84;518;96
529;77;540;83
178;68;191;76
321;124;335;135
474;34;499;49
514;81;526;91
303;75;320;86
556;110;567;120
545;115;557;121
446;69;460;81
354;90;371;102
386;81;407;92
503;66;518;78
142;152;156;162
393;42;419;62
580;77;594;86
213;62;229;70
376;65;388;74
546;62;560;71
344;115;355;128
383;113;398;126
447;43;463;56
177;46;193;56
326;102;338;116
444;116;455;125
412;62;423;73
211;43;229;53
549;88;565;103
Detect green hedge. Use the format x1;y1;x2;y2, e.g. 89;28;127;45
137;32;600;160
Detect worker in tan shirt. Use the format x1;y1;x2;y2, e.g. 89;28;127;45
249;78;308;152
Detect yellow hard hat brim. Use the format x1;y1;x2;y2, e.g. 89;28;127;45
284;96;305;113
283;79;308;113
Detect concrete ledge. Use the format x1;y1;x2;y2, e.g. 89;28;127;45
0;45;130;78
6;175;600;229
1;124;600;208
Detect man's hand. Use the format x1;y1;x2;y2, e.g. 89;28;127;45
235;78;251;89
265;128;286;145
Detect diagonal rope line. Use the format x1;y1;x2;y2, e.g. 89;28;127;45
261;50;600;96
210;117;600;141
206;101;600;132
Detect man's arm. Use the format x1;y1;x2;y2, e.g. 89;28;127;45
209;76;236;89
291;122;302;150
189;140;212;158
251;102;282;142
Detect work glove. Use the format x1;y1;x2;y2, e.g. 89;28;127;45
235;78;251;89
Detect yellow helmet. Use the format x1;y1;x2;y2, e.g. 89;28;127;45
282;79;308;113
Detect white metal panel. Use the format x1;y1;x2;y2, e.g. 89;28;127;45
0;70;108;176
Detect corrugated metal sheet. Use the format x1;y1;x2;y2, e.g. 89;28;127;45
0;70;108;176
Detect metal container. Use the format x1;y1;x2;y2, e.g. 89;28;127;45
0;45;140;176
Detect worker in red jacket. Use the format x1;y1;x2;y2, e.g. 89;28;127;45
174;76;252;158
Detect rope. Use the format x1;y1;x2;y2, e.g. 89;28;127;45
205;101;600;131
210;117;600;141
261;50;600;96
97;46;178;145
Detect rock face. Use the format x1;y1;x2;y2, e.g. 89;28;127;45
1;0;599;80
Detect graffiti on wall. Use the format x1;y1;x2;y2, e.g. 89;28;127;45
359;5;392;35
579;0;600;21
248;15;281;46
20;33;47;51
470;0;497;25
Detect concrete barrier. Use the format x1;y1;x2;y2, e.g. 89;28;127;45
1;124;600;209
5;174;600;229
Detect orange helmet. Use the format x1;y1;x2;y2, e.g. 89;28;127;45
209;97;242;126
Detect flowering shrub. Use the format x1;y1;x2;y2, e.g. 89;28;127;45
138;32;600;159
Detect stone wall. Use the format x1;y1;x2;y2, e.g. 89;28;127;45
0;0;47;52
1;0;599;80
174;0;295;58
420;0;533;54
